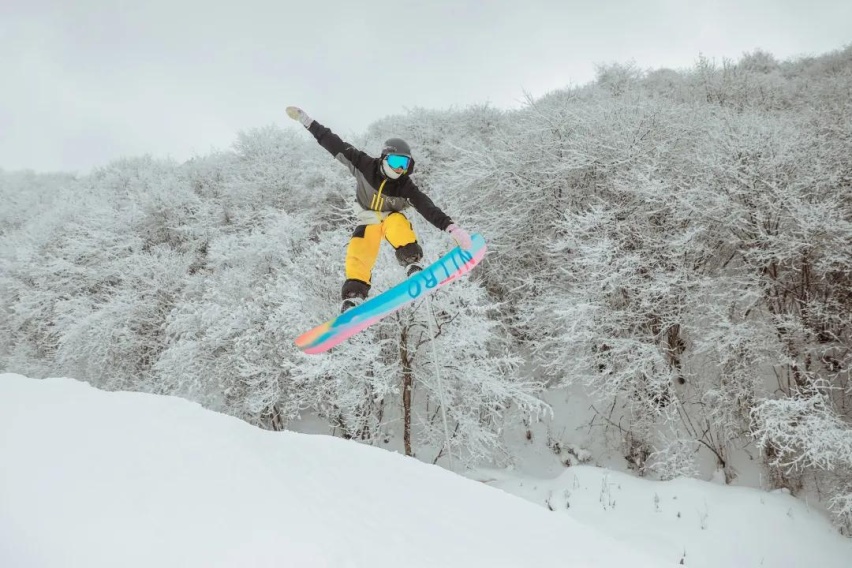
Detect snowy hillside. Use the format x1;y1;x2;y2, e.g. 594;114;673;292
4;46;852;537
480;467;852;568
2;375;850;568
0;373;666;568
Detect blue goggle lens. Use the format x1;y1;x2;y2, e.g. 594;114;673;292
386;154;411;170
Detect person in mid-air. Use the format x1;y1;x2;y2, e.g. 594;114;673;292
286;106;473;313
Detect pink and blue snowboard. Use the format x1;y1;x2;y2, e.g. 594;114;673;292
295;233;487;354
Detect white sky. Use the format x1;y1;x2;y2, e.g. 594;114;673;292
2;0;850;173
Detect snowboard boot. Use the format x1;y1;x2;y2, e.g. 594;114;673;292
396;242;424;278
340;279;370;313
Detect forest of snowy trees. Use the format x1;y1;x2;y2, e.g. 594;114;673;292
2;46;851;530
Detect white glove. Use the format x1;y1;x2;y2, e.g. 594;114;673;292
447;223;472;250
286;106;313;128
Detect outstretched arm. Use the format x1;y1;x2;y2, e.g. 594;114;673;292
286;106;372;175
403;180;453;231
402;179;473;249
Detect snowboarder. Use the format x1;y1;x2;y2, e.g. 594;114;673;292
286;106;473;312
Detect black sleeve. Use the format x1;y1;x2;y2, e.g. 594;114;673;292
307;121;373;175
401;179;454;231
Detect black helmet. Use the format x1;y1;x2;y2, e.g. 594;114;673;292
381;137;411;156
381;137;415;174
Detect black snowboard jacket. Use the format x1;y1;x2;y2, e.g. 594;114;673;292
307;121;453;231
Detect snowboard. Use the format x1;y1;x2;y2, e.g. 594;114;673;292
295;233;487;354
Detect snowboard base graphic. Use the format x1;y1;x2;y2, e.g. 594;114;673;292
295;233;487;354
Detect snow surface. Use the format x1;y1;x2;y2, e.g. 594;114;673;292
477;467;852;568
2;373;850;568
0;373;667;568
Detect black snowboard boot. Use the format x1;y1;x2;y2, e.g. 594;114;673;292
396;242;424;278
341;279;369;313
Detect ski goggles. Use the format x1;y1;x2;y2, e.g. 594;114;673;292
385;154;411;170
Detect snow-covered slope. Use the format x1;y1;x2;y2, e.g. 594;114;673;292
479;467;851;568
0;374;666;568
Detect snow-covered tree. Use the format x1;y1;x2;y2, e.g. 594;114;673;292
3;44;852;528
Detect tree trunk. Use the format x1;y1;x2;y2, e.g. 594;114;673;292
400;329;414;457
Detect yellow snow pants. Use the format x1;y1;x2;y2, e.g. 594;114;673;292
345;212;418;285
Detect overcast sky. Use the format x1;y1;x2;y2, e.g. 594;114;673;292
2;0;850;173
